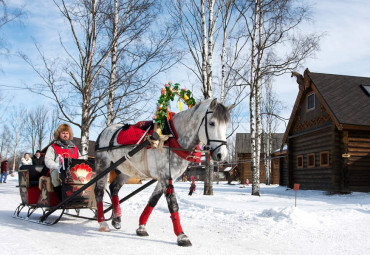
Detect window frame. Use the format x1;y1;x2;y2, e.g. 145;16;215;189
297;155;304;168
307;93;315;111
320;151;330;167
307;153;315;168
360;84;370;96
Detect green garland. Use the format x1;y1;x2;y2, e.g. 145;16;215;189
154;82;196;130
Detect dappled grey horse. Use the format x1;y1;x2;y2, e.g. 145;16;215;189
93;98;233;246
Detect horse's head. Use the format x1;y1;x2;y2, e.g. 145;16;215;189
198;99;234;162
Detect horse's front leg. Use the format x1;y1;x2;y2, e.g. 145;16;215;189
109;170;129;229
136;182;164;236
164;181;192;247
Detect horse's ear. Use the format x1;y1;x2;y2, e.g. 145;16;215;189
227;104;235;112
210;98;218;109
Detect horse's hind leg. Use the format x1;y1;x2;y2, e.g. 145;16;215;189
109;170;129;229
164;182;192;247
136;182;164;236
94;155;110;232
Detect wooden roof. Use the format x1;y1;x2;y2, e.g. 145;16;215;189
283;69;370;144
235;133;284;154
308;72;370;127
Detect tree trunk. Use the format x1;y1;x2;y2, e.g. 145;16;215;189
265;81;272;185
204;152;214;195
201;0;208;98
253;0;263;195
203;0;216;195
250;0;259;196
206;0;214;99
80;91;91;160
12;115;22;172
220;17;227;103
107;0;118;127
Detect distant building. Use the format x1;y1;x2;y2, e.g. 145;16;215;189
235;132;284;184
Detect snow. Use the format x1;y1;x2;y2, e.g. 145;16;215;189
1;176;370;255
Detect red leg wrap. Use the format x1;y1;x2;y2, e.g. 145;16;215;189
112;195;121;217
170;212;183;236
139;204;154;225
97;201;105;222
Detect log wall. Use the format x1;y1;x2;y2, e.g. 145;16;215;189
346;130;370;192
288;126;336;190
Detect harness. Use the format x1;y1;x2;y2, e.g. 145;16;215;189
197;110;227;155
96;109;228;160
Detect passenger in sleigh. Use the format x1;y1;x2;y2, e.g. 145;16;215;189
45;124;81;199
19;153;39;182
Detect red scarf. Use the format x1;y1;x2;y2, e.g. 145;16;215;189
52;143;79;159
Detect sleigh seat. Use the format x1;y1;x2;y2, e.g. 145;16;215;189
18;166;60;207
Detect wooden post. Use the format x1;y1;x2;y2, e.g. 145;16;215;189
294;183;300;207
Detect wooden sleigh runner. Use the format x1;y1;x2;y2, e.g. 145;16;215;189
13;131;160;225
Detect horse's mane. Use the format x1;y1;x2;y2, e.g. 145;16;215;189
212;103;230;123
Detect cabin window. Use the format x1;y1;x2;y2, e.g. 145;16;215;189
360;84;370;96
297;155;303;168
320;151;330;167
307;93;315;111
307;153;315;168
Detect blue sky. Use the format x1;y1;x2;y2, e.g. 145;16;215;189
1;0;370;139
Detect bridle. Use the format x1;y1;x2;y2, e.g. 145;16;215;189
197;110;227;155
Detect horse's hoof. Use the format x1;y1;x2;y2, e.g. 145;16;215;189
99;221;110;232
177;233;192;247
112;217;121;229
136;225;149;236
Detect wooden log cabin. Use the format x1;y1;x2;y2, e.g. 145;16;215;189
282;69;370;192
235;133;284;185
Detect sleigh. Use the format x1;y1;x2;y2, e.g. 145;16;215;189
13;159;114;224
13;132;160;225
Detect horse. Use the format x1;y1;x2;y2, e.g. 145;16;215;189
93;98;233;246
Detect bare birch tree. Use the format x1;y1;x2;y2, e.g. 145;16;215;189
23;0;119;159
104;0;178;126
34;106;49;150
235;0;321;195
219;0;250;105
24;110;37;154
262;77;285;185
48;108;61;143
172;0;225;195
0;124;10;160
9;108;25;172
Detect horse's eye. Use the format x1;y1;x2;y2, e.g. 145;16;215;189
209;122;215;126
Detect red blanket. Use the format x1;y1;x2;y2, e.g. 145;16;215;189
116;122;153;145
116;117;201;163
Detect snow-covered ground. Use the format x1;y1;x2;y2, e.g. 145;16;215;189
1;175;370;255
